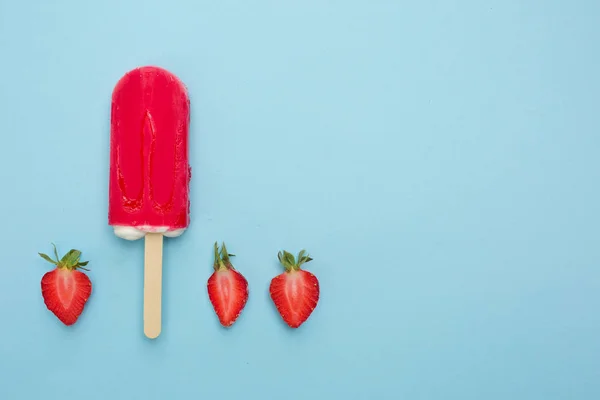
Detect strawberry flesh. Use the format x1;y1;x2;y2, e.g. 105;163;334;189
270;250;319;328
270;270;319;328
208;269;248;327
207;242;248;327
42;269;92;326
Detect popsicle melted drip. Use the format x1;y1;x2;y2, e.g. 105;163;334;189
147;110;176;215
115;119;144;213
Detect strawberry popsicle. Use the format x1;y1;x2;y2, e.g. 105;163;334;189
108;66;191;339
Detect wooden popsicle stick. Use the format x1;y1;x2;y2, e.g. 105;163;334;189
144;232;163;339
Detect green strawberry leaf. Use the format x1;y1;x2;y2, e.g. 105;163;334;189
297;250;313;267
41;244;89;270
52;243;60;261
278;250;299;271
297;249;306;261
39;253;57;265
213;242;220;263
77;263;90;271
213;242;228;270
278;249;314;270
60;249;81;267
220;242;233;264
283;251;296;267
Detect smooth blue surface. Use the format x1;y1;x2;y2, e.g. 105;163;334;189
1;1;599;399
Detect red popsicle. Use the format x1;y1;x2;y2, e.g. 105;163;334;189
108;66;191;338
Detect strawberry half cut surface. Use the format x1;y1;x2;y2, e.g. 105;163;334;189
269;249;320;328
38;244;92;326
207;242;249;327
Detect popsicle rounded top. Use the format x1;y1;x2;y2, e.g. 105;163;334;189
108;66;191;240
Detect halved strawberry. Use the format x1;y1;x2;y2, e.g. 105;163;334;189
207;242;249;327
38;244;92;326
269;249;319;328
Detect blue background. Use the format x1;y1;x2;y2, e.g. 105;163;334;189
0;1;598;399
